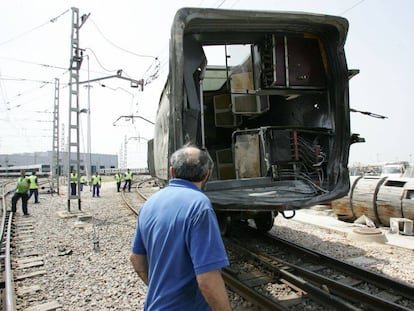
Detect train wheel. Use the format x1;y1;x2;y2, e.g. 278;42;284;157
253;211;275;232
217;214;232;237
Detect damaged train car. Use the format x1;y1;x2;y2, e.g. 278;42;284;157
147;7;359;233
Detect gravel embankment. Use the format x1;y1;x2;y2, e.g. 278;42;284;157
14;181;414;310
15;182;145;310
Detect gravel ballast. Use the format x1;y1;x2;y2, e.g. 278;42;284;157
13;181;414;310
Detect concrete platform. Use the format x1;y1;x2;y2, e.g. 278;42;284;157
291;206;413;250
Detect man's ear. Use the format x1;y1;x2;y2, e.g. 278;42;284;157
201;170;210;183
169;167;175;178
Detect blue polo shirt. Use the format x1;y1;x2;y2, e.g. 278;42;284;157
131;179;229;311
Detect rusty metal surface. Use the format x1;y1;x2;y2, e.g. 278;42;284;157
377;203;402;226
331;198;354;219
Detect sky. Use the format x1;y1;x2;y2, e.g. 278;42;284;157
1;0;413;168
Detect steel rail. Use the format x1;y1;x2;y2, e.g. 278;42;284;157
229;226;414;310
226;239;362;311
229;237;411;311
262;231;414;301
135;177;156;202
222;269;289;311
4;212;15;310
120;176;156;216
1;181;17;311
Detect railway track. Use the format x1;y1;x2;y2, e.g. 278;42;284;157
5;177;410;310
0;176;152;310
223;224;414;310
1;179;61;310
121;180;414;310
0;181;16;310
120;176;160;216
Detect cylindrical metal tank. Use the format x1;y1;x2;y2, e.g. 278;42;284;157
332;176;414;229
376;179;406;226
351;176;387;224
401;179;414;232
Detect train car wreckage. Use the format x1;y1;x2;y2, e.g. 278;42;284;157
147;7;362;232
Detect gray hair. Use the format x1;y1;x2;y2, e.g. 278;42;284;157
170;144;213;182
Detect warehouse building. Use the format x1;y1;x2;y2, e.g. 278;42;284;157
0;151;117;175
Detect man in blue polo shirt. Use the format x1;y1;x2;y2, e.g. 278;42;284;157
130;144;231;310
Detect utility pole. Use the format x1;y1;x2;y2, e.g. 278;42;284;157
61;124;65;152
124;135;128;168
51;78;60;194
119;145;123;169
83;54;92;179
67;7;89;212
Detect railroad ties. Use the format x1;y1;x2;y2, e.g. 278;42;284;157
12;214;61;311
222;224;414;310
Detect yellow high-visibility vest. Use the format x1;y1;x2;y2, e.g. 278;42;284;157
92;175;101;185
115;174;122;182
16;177;29;193
70;173;78;184
28;175;38;189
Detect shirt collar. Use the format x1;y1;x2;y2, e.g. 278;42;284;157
168;178;201;192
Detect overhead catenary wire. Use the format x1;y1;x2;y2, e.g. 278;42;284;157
0;55;118;81
0;56;69;71
3;2;374;158
0;9;70;47
3;2;185;151
84;48;120;74
339;0;366;15
0;76;55;85
0;73;9;106
89;18;158;60
2;72;69;110
86;17;166;88
214;0;228;8
84;48;143;85
0;6;163;155
0;57;85;109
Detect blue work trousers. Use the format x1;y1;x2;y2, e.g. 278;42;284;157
123;180;131;192
11;193;29;215
93;184;100;197
28;189;39;203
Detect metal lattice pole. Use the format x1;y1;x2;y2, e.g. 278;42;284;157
51;78;60;194
67;7;86;211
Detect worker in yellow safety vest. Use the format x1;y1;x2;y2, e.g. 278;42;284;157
80;174;87;192
115;171;122;192
123;169;133;192
11;169;31;216
92;172;102;197
70;169;78;196
28;171;40;203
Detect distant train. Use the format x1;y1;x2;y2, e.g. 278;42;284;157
147;8;362;233
0;164;51;177
98;168;149;176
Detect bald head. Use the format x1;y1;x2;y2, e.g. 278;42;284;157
170;145;213;182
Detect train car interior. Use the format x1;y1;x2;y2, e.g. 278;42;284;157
181;29;349;209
